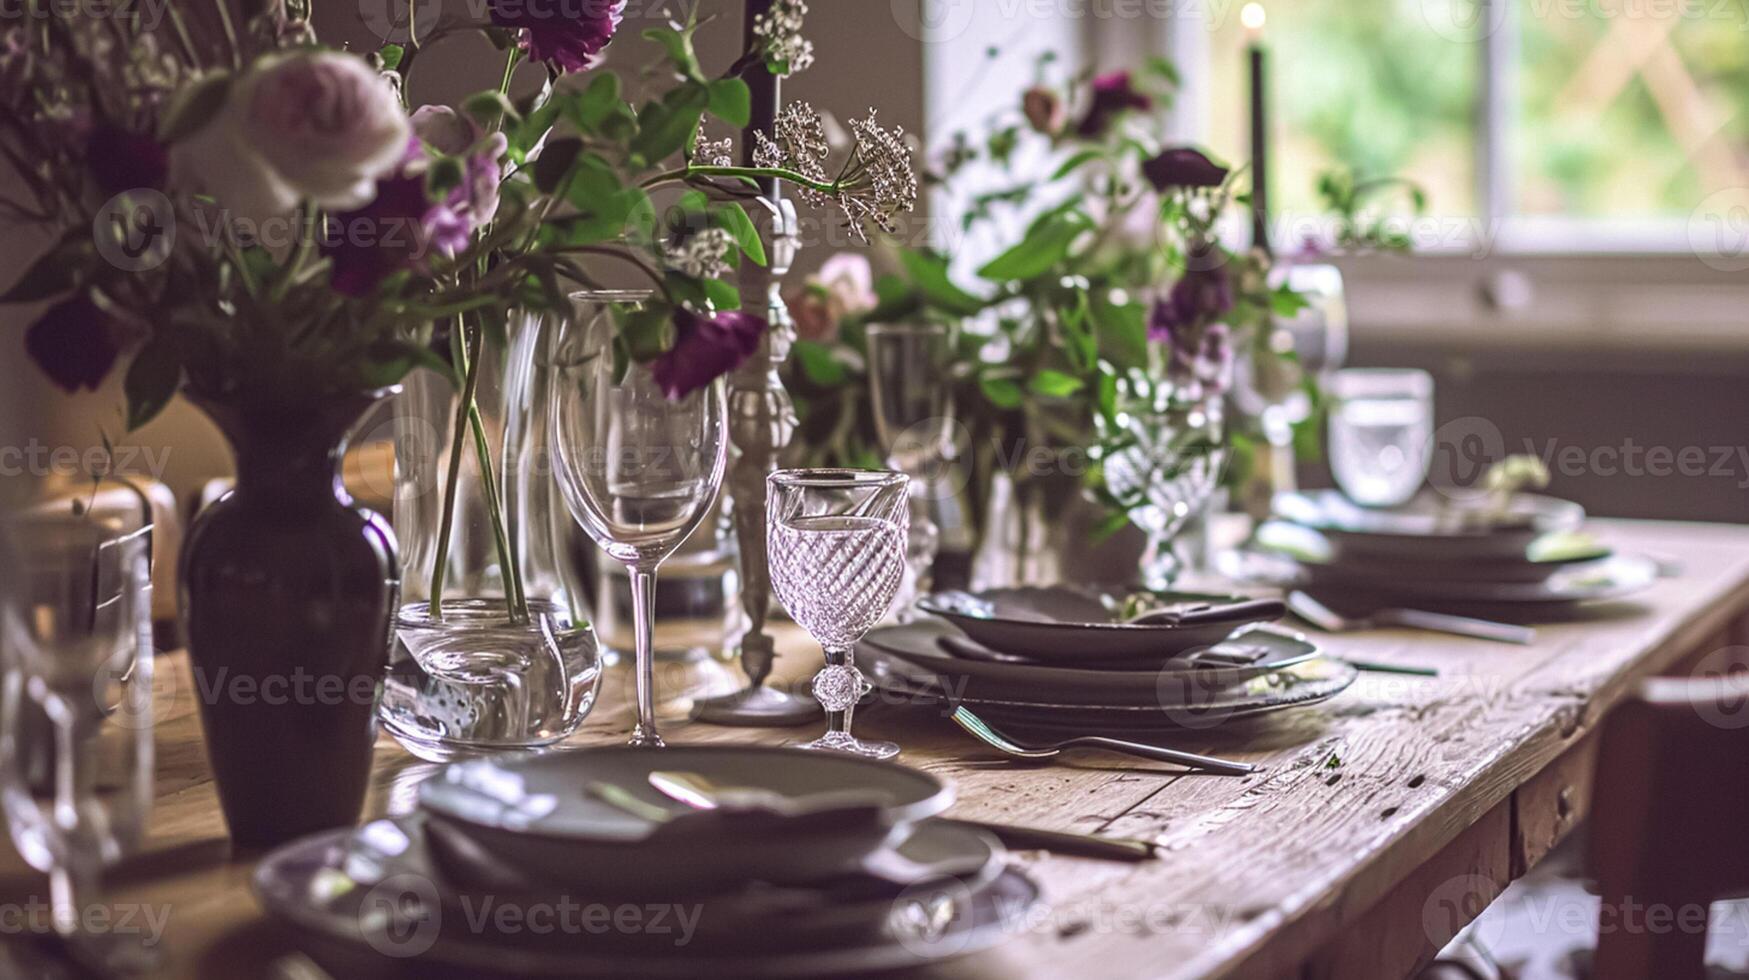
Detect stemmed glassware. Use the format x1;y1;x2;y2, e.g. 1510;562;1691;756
0;512;156;971
548;306;729;748
864;322;956;615
767;469;910;759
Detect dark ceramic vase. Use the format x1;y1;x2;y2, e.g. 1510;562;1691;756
179;388;399;848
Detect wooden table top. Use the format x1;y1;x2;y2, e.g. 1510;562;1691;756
4;517;1748;980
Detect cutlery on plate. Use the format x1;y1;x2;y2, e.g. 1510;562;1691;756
645;771;885;820
1122;596;1286;626
938;818;1157;862
1287;590;1534;646
948;707;1255;776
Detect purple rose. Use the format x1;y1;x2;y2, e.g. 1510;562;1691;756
1076;71;1152;139
412;105;507;228
491;0;624;73
322;138;469;297
87;124;169;196
1147;261;1233;345
25;295;120;393
651;308;766;399
1142;147;1229;191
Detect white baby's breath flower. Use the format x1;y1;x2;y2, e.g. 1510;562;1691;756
694;126;734;168
754;103;918;244
751;0;814;76
665;227;734;279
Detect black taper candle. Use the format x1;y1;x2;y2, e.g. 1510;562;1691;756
1247;41;1269;256
742;0;780;200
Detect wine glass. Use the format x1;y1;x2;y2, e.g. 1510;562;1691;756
767;469;909;759
0;511;156;971
864;322;956;614
547;302;728;748
1328;368;1435;507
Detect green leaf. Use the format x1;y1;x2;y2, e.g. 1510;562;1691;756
532;137;584;195
979;376;1024;409
462;90;520;128
897;249;984;316
377;44;405;70
976;212;1089;282
792;339;849;387
0;235;86;304
157;71;231;142
123;336;181;431
1050;148;1104;181
709;202;766;266
706;78;751;129
1270;284;1310;317
425;156;465;200
619;304;674;362
630;82;711;166
642;26;703;81
1029;369;1084;398
1089;295;1149;370
565;72;623;134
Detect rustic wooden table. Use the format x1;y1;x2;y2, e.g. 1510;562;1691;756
3;518;1747;980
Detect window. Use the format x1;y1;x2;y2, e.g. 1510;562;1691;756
1198;0;1749;255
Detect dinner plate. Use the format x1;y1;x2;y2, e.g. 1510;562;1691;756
1235;545;1659;607
866;654;1358;732
418;745;952;897
1255;521;1614;584
254;815;1037;978
866;617;1319;676
916;586;1285;660
861;622;1319;706
1273;490;1585;561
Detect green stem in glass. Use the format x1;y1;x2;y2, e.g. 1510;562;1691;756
426;322;476;620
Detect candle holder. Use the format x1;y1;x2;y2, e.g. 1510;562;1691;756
691;197;822;727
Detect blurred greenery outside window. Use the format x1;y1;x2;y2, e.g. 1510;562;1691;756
1203;0;1749;254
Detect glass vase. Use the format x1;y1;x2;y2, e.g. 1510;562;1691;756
379;306;603;761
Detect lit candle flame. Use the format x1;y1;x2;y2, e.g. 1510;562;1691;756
1241;2;1266;40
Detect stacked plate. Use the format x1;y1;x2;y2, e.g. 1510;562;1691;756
859;586;1357;734
1247;490;1658;610
253;747;1038;978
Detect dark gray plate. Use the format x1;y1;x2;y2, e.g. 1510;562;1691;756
865;617;1319;678
253;815;1037;978
1255;521;1614;584
1274;490;1585;561
916;586;1283;660
418;745;951;896
866;655;1357;732
1235;545;1659;606
861;627;1327;708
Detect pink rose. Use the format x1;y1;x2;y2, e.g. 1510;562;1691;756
785;253;877;342
170;53;409;222
242;52;410;209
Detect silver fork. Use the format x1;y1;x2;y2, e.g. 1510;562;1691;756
949;707;1255;775
1287;590;1534;646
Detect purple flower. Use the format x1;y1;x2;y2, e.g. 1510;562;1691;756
322;138;468;297
491;0;624;73
1142;147;1228;191
651;308;766;399
25;295;120;393
1147;260;1233;344
1076;71;1152;139
411;106;507;227
87;124;169;197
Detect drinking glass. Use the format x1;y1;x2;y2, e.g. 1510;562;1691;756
548;307;729;748
1232;263;1349;494
1328;368;1435;507
0;513;156;971
767;469;909;759
865;322;956;613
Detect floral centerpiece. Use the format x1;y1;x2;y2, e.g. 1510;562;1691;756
1;0;915;839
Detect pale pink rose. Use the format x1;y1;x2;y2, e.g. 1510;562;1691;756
411;105;507;227
784;253;877;342
169;84;299;225
239;52;410;210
